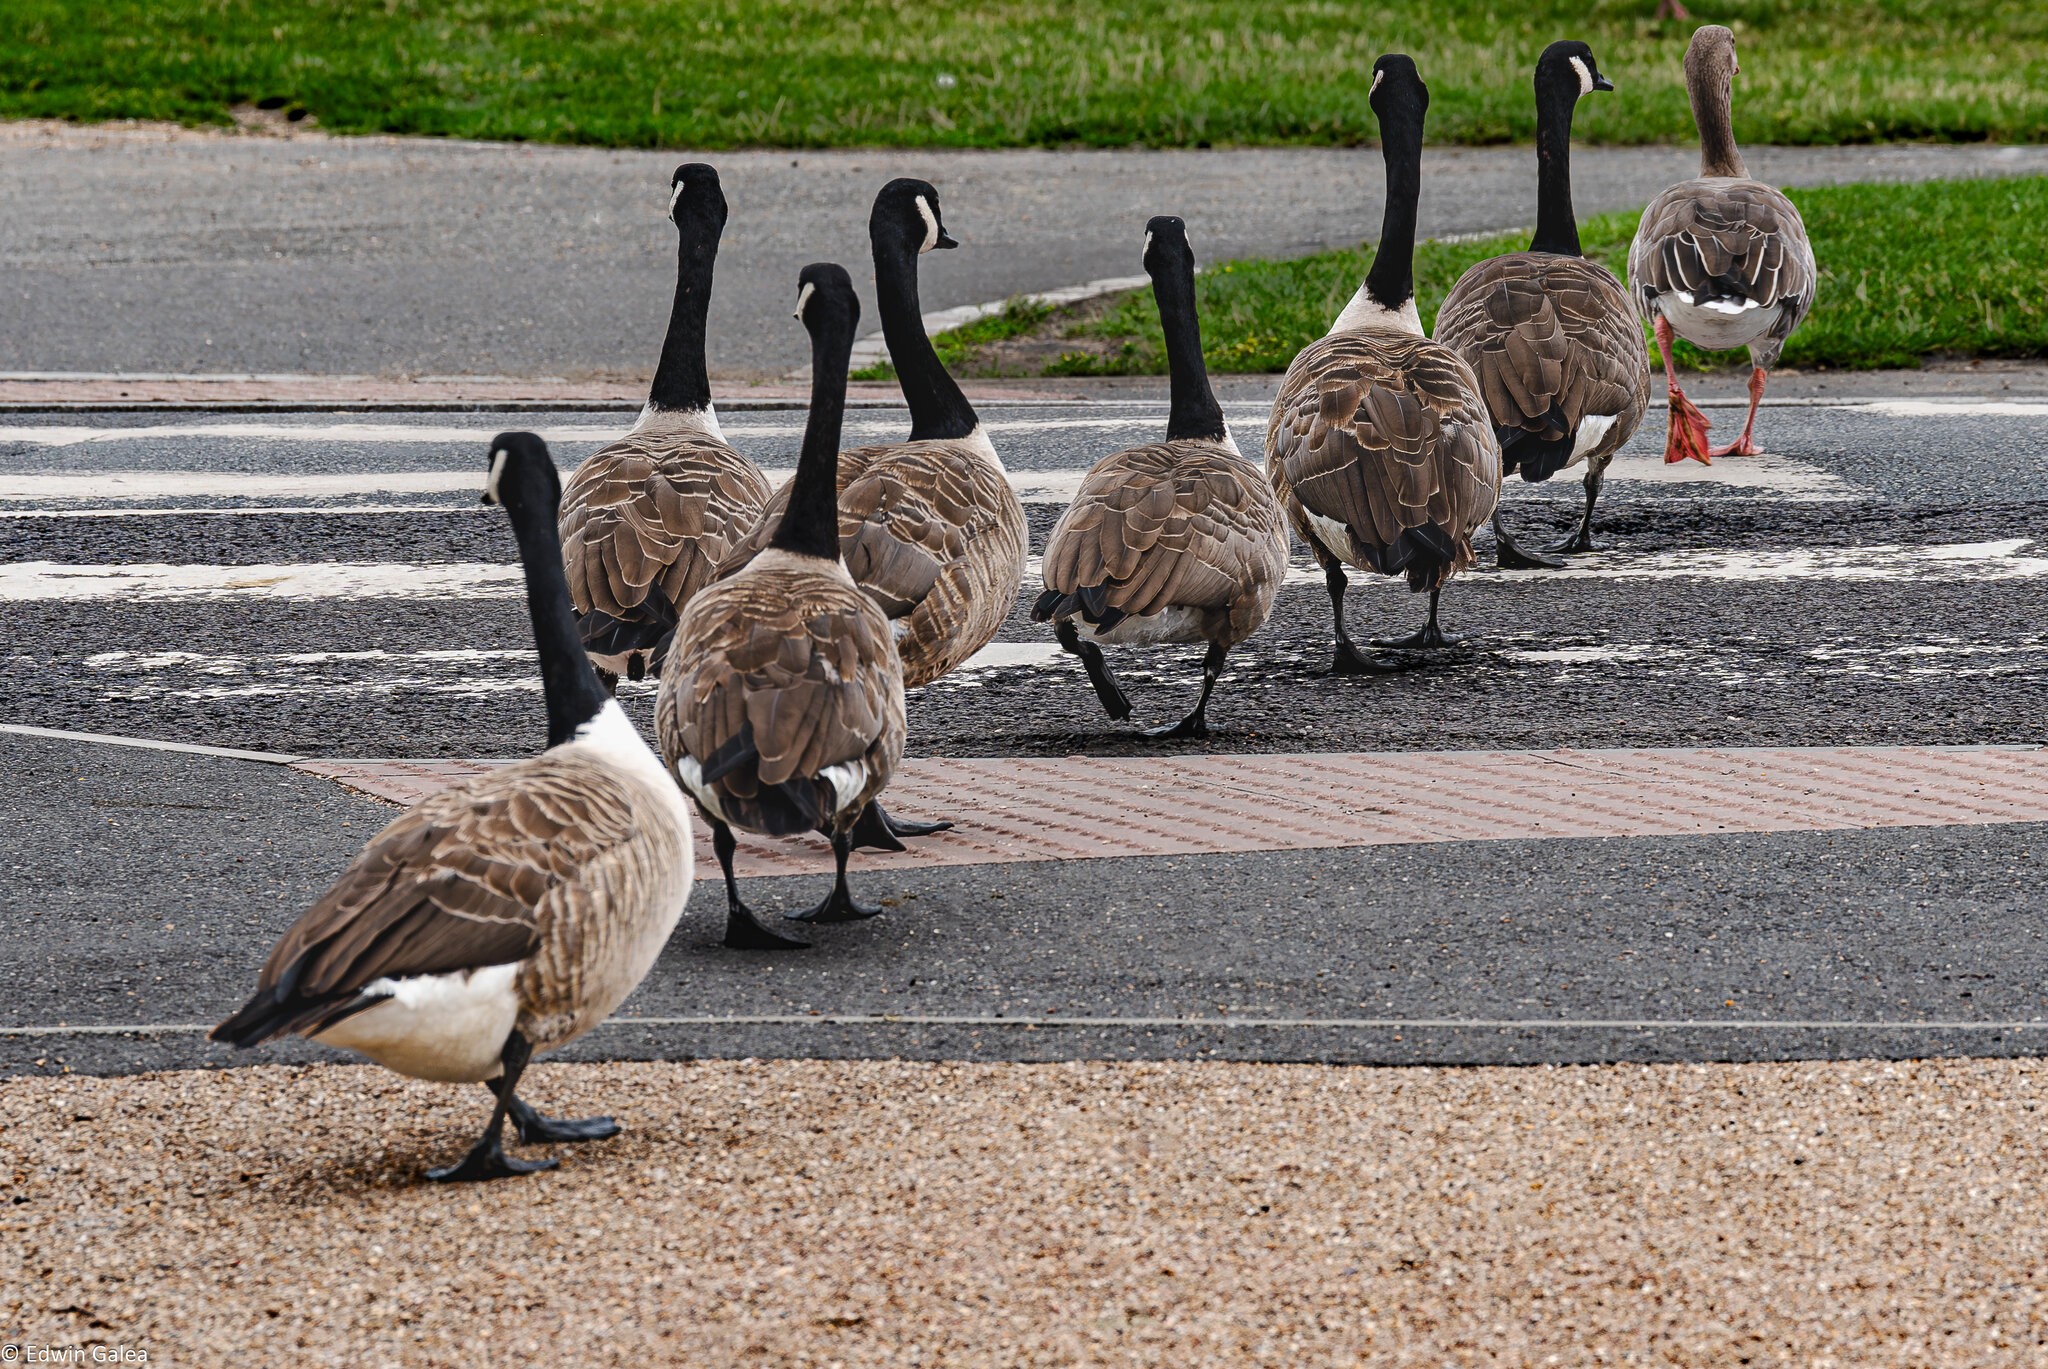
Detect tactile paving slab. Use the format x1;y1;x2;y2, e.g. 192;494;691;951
295;744;2048;877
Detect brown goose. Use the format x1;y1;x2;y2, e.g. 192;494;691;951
658;263;906;950
1266;55;1502;672
1436;41;1650;568
212;432;695;1183
558;163;772;689
1033;215;1288;738
725;177;1025;840
1629;25;1815;464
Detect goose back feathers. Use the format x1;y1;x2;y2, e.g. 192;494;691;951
559;163;772;683
722;180;1027;689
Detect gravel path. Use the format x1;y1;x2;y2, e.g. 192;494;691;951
6;1057;2045;1364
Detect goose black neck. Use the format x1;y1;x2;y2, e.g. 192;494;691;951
646;219;717;413
874;239;978;441
771;319;853;561
1364;107;1423;309
1529;78;1583;256
1154;248;1225;444
506;475;610;747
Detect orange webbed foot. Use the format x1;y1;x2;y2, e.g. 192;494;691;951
1663;390;1714;466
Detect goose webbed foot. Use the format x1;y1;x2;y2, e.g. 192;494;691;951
1330;640;1407;675
1494;526;1566;571
1143;642;1223;738
1055;619;1134;720
849;800;951;853
426;1136;559;1184
1371;624;1464;650
785;830;882;924
724;895;811;949
427;1030;558;1183
1707;432;1762;459
490;1083;620;1144
1544;528;1597;555
1144;712;1208;740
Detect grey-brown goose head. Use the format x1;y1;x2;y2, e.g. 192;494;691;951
1143;215;1228;446
1685;25;1747;178
869;177;977;442
771;263;863;563
1335;54;1429;334
1530;41;1612;256
645;162;728;421
485;432;613;748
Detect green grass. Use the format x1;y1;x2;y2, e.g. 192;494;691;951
5;1;2047;149
851;297;1054;382
988;175;2048;375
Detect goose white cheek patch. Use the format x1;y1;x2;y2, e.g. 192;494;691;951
1569;55;1593;96
484;448;509;503
668;181;685;217
915;196;941;252
793;281;817;320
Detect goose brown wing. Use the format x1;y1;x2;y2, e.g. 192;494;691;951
215;758;645;1043
1266;333;1501;578
661;564;905;817
560;433;772;639
1436;254;1650;464
721;441;1027;688
1628;178;1816;332
1042;442;1287;625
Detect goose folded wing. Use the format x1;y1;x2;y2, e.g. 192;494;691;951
1045;447;1258;618
219;766;642;1042
1632;183;1813;316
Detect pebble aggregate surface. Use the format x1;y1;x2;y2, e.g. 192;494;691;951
5;1057;2046;1364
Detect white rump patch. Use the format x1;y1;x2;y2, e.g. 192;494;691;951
1568;55;1594;96
915;196;940;253
1088;605;1207;647
1570;413;1620;461
314;962;522;1084
817;761;869;816
1304;509;1355;563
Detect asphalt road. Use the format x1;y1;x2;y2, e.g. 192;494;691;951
5;121;2045;379
4;382;2047;1075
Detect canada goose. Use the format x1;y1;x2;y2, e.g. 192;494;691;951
1435;41;1650;568
658;263;905;949
1032;215;1288;738
1265;56;1502;672
212;432;695;1183
558;163;772;688
725;177;1026;840
1628;25;1815;464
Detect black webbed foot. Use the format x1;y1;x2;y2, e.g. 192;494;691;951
1331;641;1407;675
1370;625;1465;650
1143;712;1209;739
725;898;811;950
493;1086;621;1144
1495;536;1566;571
1544;529;1596;555
786;887;883;924
426;1136;558;1183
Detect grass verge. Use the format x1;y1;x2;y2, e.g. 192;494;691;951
935;175;2048;375
5;1;2047;149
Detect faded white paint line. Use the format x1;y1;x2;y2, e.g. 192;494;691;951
0;560;521;602
1854;400;2048;419
952;641;1069;672
0;721;301;763
1490;538;2048;585
0;503;472;519
85;646;532;670
1580;452;1852;499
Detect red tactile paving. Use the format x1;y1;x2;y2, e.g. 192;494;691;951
295;744;2048;878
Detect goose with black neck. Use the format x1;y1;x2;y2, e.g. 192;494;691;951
1265;55;1502;671
660;263;909;947
724;177;1026;841
213;432;696;1182
1435;41;1649;568
559;162;772;690
1034;215;1288;739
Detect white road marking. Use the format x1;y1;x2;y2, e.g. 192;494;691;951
10;539;2043;604
0;721;301;763
0;504;473;519
1857;400;2048;418
3;1015;2045;1038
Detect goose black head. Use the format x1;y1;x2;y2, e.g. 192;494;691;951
871;177;959;256
1539;40;1613;98
1368;53;1428;121
669;162;729;233
1142;214;1193;276
482;431;560;510
1685;24;1739;92
793;261;861;337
